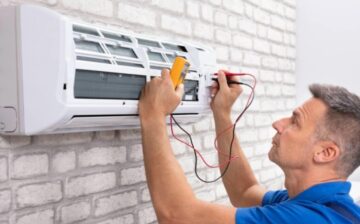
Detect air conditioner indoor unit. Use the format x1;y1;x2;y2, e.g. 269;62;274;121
0;4;217;135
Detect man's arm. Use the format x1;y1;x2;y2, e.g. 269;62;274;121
139;70;236;224
211;71;266;207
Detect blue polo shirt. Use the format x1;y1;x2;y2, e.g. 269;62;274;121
236;181;360;223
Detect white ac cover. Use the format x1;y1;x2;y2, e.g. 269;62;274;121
0;5;217;135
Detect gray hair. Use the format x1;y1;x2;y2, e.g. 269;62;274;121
309;84;360;177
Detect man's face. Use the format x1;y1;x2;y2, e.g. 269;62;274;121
269;98;328;170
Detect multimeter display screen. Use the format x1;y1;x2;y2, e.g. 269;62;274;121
74;70;146;100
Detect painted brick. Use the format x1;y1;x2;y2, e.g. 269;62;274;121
272;44;287;57
178;156;195;173
257;24;268;38
194;117;212;133
66;172;116;197
282;85;296;96
196;189;216;202
243;53;261;66
223;0;244;15
268;28;283;43
52;151;75;173
254;142;272;156
120;167;146;185
278;59;293;71
170;139;187;156
254;8;270;25
117;4;156;28
244;3;253;18
0;189;11;213
262;157;275;168
215;184;227;198
153;0;184;13
203;133;216;150
215;29;231;44
230;48;243;63
79;146;126;167
284;0;296;7
96;214;134;224
254;38;270;53
254;114;272;127
259;127;274;141
0;136;31;148
214;11;228;26
161;14;191;36
62;0;113;17
60;201;90;223
209;0;221;6
119;129;142;141
228;16;238;29
238;18;257;35
16;181;62;208
250;159;262;171
16;209;54;224
233;34;252;49
271;15;287;30
201;4;214;23
265;84;282;96
138;207;156;224
13;154;48;179
285;6;296;20
239;129;258;142
260;168;276;182
95;191;137;216
186;1;200;18
128;144;143;162
193;22;214;40
215;45;229;61
141;188;151;202
286;20;296;33
33;133;92;146
260;70;276;82
0;157;7;182
262;56;278;69
95;131;116;141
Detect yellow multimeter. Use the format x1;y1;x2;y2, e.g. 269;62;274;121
170;57;190;89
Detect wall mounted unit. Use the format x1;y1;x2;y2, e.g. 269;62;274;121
0;5;217;135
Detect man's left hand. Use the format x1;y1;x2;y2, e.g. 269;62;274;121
139;69;184;121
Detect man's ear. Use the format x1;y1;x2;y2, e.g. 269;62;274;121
313;141;341;163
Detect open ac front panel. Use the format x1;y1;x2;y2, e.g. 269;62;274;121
0;5;217;135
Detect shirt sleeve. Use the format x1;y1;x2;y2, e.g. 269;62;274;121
262;190;289;206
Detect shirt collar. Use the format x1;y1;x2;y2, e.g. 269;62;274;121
291;181;351;203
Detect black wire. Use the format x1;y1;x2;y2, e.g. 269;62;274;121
171;82;255;183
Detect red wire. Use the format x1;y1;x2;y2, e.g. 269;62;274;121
170;72;256;168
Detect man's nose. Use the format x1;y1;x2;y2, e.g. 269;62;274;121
272;118;287;133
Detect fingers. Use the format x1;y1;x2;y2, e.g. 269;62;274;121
217;71;229;91
161;68;170;81
211;83;218;97
175;83;184;99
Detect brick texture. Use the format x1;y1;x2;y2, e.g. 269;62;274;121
0;0;297;223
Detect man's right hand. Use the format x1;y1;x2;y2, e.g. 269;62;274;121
210;70;243;119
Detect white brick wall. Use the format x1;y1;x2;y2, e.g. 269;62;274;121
59;201;91;223
16;209;54;224
0;0;297;223
16;181;62;208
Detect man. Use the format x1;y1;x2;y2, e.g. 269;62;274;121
139;69;360;223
